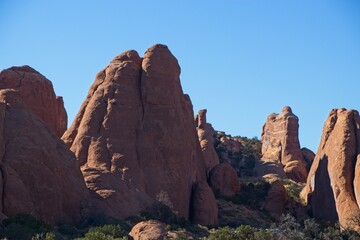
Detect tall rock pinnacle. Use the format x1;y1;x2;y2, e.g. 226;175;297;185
62;44;218;225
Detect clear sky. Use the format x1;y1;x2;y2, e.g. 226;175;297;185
1;1;359;152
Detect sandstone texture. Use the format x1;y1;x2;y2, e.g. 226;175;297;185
301;147;315;171
209;163;240;197
0;66;67;137
301;108;360;231
62;44;217;225
129;220;176;240
261;106;307;182
0;89;89;225
264;180;288;221
190;182;218;226
195;109;220;175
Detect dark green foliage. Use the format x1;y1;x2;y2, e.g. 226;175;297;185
0;214;52;240
32;232;56;240
220;179;270;210
214;133;261;177
208;225;275;240
74;224;128;240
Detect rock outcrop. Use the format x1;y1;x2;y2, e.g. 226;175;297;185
62;44;217;225
261;106;307;182
301;147;315;171
264;179;288;221
301;108;360;232
0;66;67;137
0;89;89;225
195;109;220;175
190;182;218;226
209;163;240;197
129;220;177;240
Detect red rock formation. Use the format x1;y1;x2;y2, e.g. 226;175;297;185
261;106;307;182
209;163;240;197
62;44;217;225
0;89;89;225
190;182;218;226
0;66;67;137
195;109;220;175
301;147;315;171
264;180;288;221
129;220;182;240
301;108;360;232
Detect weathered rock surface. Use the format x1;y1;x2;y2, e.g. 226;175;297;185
62;44;217;225
301;147;315;171
190;182;218;226
264;179;288;221
0;66;67;137
195;109;220;175
209;163;240;197
301;108;360;232
261;106;307;182
0;89;89;225
129;220;177;240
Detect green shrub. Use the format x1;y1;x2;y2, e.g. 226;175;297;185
74;224;127;239
221;179;270;209
32;232;56;240
0;214;52;239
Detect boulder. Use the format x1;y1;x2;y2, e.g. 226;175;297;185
0;66;67;137
301;147;315;171
283;160;308;183
195;109;220;175
261;106;307;182
264;180;288;221
301;108;360;232
209;163;240;197
0;89;89;225
129;220;174;240
62;44;217;224
190;182;218;226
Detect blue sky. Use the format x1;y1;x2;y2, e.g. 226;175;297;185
1;1;359;152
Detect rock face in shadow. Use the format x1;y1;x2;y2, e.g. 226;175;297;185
0;66;67;137
195;109;220;175
260;106;307;182
62;44;217;225
0;89;89;225
301;108;360;232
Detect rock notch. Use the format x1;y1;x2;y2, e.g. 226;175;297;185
0;66;67;137
62;44;217;225
301;108;360;232
260;106;307;182
0;89;89;225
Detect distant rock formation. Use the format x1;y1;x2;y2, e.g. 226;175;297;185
195;109;220;175
301;108;360;232
0;66;67;137
301;147;315;171
260;106;307;182
62;44;217;225
0;89;89;225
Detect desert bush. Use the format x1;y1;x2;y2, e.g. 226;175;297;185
74;224;128;240
221;179;270;209
0;214;52;240
32;232;56;240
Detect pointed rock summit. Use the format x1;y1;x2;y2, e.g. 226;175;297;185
0;89;89;225
301;108;360;232
62;44;217;225
260;106;307;182
0;66;67;137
